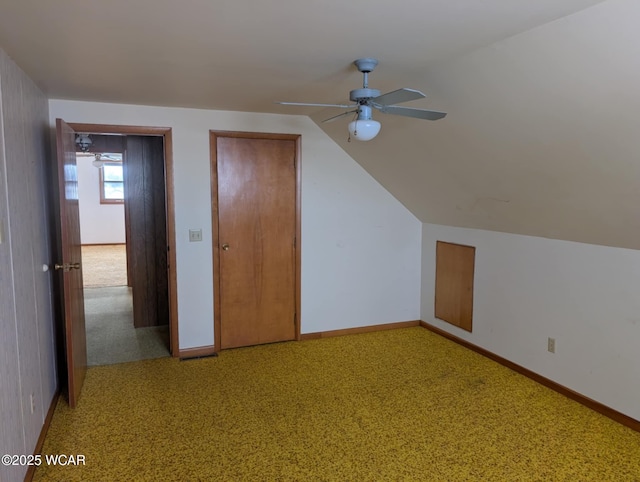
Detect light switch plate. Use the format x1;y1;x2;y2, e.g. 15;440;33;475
189;229;202;242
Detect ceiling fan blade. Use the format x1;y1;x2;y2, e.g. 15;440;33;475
321;110;358;123
377;105;447;121
102;154;123;162
373;88;425;106
276;101;355;108
75;152;122;160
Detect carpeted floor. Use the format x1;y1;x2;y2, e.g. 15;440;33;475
81;244;127;288
84;286;170;366
34;327;640;481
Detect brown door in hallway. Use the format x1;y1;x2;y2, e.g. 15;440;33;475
211;132;300;350
55;119;87;407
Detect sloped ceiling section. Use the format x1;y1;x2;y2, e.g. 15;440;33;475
316;0;640;250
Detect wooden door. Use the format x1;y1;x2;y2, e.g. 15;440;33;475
212;132;300;349
124;136;169;328
434;241;475;332
55;119;87;407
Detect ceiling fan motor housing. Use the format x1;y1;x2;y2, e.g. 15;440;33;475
350;88;381;103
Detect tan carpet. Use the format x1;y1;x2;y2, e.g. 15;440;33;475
34;327;640;481
84;286;170;366
81;244;127;287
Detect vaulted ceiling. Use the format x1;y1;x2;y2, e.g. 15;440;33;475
2;0;638;249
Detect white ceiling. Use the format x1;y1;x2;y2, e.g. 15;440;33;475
3;0;639;249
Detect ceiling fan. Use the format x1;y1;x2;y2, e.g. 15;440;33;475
277;58;447;141
76;152;123;168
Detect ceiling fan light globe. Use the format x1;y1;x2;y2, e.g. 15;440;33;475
92;154;105;168
348;119;381;141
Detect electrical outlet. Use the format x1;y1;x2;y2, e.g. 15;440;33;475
30;393;36;414
547;337;556;354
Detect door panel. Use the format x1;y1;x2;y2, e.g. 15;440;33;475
55;119;87;407
434;241;475;332
215;135;297;349
125;136;168;328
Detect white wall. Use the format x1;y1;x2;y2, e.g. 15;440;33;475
0;49;57;482
421;223;640;421
76;155;125;244
50;100;422;349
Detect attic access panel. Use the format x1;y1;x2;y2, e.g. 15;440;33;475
434;241;475;332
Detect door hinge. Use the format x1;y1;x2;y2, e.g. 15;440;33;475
293;236;296;248
294;312;297;327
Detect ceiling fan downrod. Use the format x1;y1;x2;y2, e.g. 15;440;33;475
350;58;380;103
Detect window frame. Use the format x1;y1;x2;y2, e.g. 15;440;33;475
99;162;124;204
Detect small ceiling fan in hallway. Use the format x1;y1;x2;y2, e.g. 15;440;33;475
76;152;122;168
277;58;447;141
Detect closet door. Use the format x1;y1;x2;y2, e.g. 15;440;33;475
212;132;299;349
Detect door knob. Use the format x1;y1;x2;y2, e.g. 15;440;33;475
55;262;81;272
221;243;230;251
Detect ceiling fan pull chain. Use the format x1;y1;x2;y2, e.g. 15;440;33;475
347;110;360;143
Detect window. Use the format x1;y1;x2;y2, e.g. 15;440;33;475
100;162;124;204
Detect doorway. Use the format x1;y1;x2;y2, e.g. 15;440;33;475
210;131;301;350
75;146;168;365
69;124;179;363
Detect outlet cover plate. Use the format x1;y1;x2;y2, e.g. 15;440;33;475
189;229;203;242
